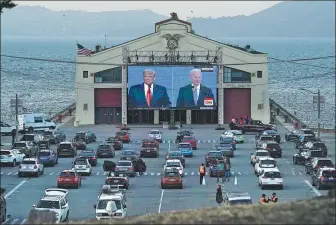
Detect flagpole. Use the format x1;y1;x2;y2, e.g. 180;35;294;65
104;35;107;48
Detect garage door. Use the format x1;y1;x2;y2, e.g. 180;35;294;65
224;88;251;123
94;88;122;107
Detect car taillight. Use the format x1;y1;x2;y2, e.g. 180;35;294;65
74;177;79;181
121;178;127;182
34;165;37;169
91;156;96;160
163;178;169;182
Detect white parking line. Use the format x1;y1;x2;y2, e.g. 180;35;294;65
7;172;12;175
292;170;296;175
184;172;187;176
4;218;10;224
304;180;322;196
157;173;160;176
191;172;194;176
11;219;19;224
20;219;27;224
158;190;164;213
143;172;147;176
238;172;241;175
96;172;100;176
299;172;302;175
231;172;235;176
151;173;154;176
5;180;28;199
1;172;4;175
49;172;53;175
14;172;18;175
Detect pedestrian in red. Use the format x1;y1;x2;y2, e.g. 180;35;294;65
58;114;62;123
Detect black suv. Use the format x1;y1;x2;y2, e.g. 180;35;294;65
303;141;328;157
257;141;282;158
285;129;315;142
305;157;334;174
294;134;318;149
256;130;281;143
0;188;6;222
255;135;275;148
293;149;325;165
96;144;115;158
57;142;77;157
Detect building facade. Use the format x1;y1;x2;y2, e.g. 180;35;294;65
75;13;270;125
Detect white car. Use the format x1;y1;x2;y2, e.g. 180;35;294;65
250;150;270;166
258;168;283;190
0;149;25;167
148;129;162;143
223;130;244;143
254;157;277;175
95;185;128;219
33;188;70;223
0;121;16;136
164;159;184;176
72;158;92;175
18;158;44;177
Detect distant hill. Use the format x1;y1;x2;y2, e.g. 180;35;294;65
1;1;335;38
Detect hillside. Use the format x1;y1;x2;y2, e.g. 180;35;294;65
1;1;335;38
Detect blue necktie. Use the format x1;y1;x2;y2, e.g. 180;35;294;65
193;87;198;105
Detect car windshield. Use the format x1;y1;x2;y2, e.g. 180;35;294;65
229;199;252;205
107;137;117;141
97;199;121;210
98;145;111;150
310;151;324;157
165;172;179;177
265;130;277;134
303;130;314;135
82;151;95;156
122;151;135;156
59;144;71;149
13;143;26;148
0;151;11;155
304;136;316;141
317;160;333;167
168;152;182;157
142;143;156;148
167;162;181;167
75;160;87;165
43;131;53;136
60;172;76;177
36;200;60;209
22;135;34;141
218;143;231;147
208;152;222;157
38;151;51;156
150;131;160;134
22;160;36;164
183;137;193;140
256;152;270;157
179;144;191;148
260;159;275;165
260;136;273;141
264;172;282;178
266;143;279;148
116;132;126;136
117;161;132;166
322;170;336;177
314;143;326;149
221;138;233;143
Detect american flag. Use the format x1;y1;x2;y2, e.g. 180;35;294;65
77;43;93;56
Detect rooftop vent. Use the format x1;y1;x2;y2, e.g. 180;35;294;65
95;44;102;53
245;45;251;52
170;12;178;19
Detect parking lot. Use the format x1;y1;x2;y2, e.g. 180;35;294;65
1;121;335;224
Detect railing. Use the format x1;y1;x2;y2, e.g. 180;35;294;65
269;98;307;128
48;102;76;122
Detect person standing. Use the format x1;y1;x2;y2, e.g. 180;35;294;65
217;160;224;183
232;117;236;124
199;163;206;185
270;192;278;203
11;129;16;146
223;159;231;182
260;194;269;204
216;184;223;206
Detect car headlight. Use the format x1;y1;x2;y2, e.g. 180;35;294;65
114;213;122;216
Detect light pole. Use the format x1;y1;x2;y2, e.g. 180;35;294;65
14;93;31;141
299;88;321;138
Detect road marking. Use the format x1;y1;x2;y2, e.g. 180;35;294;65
14;172;18;175
11;219;19;224
184;172;187;176
7;172;12;175
292;170;296;175
234;176;237;185
143;172;147;176
238;172;241;175
191;172;194;175
96;172;100;176
168;142;170;151
299;172;302;175
1;172;4;175
207;140;210;143
244;172;248;175
20;219;27;224
213;140;216;143
49;172;53;175
103;172;108;175
151;173;154;176
304;180;322;196
231;172;235;176
158;189;164;213
157;173;160;176
197;140;200;143
4;179;28;199
4;218;10;224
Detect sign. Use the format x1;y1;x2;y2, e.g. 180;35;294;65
223;83;251;88
10;98;24;114
313;96;325;110
204;98;214;106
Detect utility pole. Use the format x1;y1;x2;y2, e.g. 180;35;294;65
317;89;321;139
104;34;107;49
15;93;19;141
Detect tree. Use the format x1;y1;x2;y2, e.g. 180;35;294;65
0;0;17;13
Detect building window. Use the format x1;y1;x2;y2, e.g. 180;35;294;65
223;67;251;83
83;103;88;111
257;71;262;78
83;71;88;78
94;67;122;83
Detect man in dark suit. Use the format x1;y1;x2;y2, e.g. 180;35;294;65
176;69;215;108
128;69;171;108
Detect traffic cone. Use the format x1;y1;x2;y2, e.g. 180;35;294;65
202;177;206;185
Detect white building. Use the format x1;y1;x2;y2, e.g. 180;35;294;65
75;13;270;125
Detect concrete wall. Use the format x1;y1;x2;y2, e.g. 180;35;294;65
75;19;269;125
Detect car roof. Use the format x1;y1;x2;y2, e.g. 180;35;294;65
150;129;160;132
262;168;280;172
300;134;315;136
256;150;269;153
61;169;76;173
60;141;72;144
41;196;63;201
319;168;335;171
166;159;181;163
99;143;111;146
22;158;37;161
227;192;251;200
0;149;13;152
183;136;193;138
301;129;313;131
39;149;52;152
259;157;275;161
168;151;182;154
209;150;221;153
118;160;132;163
179;142;191;145
14;141;27;144
230;130;242;133
263;141;278;144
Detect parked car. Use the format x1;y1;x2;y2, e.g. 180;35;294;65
12;141;38;157
37;149;58;166
311;168;336;190
57;142;77;157
18;158;44;177
219;135;236;150
293;149;325;165
72;158;92;176
177;142;193;157
37;140;50;150
105;172;129;190
115;131;131;143
96;144;115;158
256;130;281;143
57;170;81;189
285;129;315;142
0;149;25;167
105;137;123;150
182;136;197;150
232;120;276;134
115;160;135;177
79;149;98;166
161;168;183;189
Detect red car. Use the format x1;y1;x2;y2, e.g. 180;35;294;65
183;136;197;150
57;170;81;188
161;168;183;189
115;131;130;143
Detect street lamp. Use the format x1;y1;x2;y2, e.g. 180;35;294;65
299;88;321;138
14;93;31;141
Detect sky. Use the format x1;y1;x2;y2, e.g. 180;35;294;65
17;1;282;19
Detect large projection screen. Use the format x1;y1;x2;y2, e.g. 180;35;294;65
128;65;217;110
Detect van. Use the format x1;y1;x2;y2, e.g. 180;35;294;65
18;113;56;133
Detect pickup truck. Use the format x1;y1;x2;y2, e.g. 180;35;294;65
232;120;276;134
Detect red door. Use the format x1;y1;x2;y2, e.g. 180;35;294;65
224;88;251;123
94;88;122;107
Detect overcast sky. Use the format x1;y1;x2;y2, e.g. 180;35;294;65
18;1;281;19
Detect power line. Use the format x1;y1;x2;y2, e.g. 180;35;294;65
1;54;335;69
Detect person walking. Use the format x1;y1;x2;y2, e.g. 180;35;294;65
231;117;236;124
199;163;206;185
217;160;224;183
216;184;223;206
223;159;231;182
11;129;16;146
244;116;249;124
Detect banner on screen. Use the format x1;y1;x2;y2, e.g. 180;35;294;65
127;65;217;110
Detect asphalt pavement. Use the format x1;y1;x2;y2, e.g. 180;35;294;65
1;121;335;224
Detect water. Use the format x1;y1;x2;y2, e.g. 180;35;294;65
1;37;335;128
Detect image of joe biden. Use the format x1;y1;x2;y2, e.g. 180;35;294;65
176;69;215;108
128;69;171;108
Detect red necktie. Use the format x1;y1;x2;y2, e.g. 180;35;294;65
146;86;152;107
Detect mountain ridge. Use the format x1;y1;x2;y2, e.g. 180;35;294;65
1;1;335;38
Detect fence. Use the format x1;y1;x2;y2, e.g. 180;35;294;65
48;102;76;122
